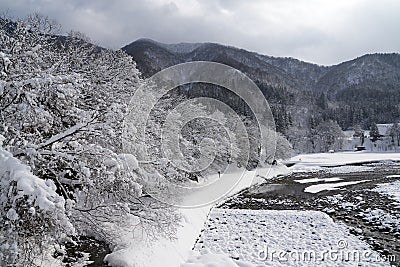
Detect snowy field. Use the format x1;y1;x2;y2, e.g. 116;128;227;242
290;152;400;196
190;208;389;266
288;151;400;172
181;152;400;267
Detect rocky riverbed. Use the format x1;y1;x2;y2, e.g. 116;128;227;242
219;161;400;266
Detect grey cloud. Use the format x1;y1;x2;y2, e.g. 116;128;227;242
1;0;399;65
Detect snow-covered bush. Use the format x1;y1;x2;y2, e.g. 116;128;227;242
0;142;74;265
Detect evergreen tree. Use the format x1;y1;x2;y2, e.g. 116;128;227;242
369;123;381;142
316;92;328;109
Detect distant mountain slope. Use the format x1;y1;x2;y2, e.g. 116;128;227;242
317;53;400;95
122;39;326;91
122;39;184;76
256;55;329;91
122;39;400;132
123;39;400;93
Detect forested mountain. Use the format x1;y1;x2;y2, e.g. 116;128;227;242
318;54;400;129
122;39;400;152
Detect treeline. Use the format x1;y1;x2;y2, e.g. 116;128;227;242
324;83;400;130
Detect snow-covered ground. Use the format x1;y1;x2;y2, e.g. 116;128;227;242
372;180;400;208
288;151;400;173
183;152;400;267
359;208;400;233
303;180;370;193
105;165;290;267
287;151;400;198
294;177;343;183
105;152;400;267
192;209;389;266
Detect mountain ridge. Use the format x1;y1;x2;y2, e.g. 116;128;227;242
122;39;400;94
122;38;400;133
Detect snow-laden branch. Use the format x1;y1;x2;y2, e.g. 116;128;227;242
38;116;97;149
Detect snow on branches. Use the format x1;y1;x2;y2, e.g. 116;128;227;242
0;142;74;265
0;14;178;265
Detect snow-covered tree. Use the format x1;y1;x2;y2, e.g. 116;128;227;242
140;96;238;184
274;131;293;160
0;137;75;265
287;125;308;153
0;14;178;265
315;120;344;152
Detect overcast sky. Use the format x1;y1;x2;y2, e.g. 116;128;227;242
1;0;399;65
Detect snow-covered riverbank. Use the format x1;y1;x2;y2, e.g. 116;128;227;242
104;165;289;267
180;152;400;267
105;151;400;267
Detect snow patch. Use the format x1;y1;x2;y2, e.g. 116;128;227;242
386;175;400;178
294;177;343;184
372;181;400;207
304;180;369;193
182;250;256;267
